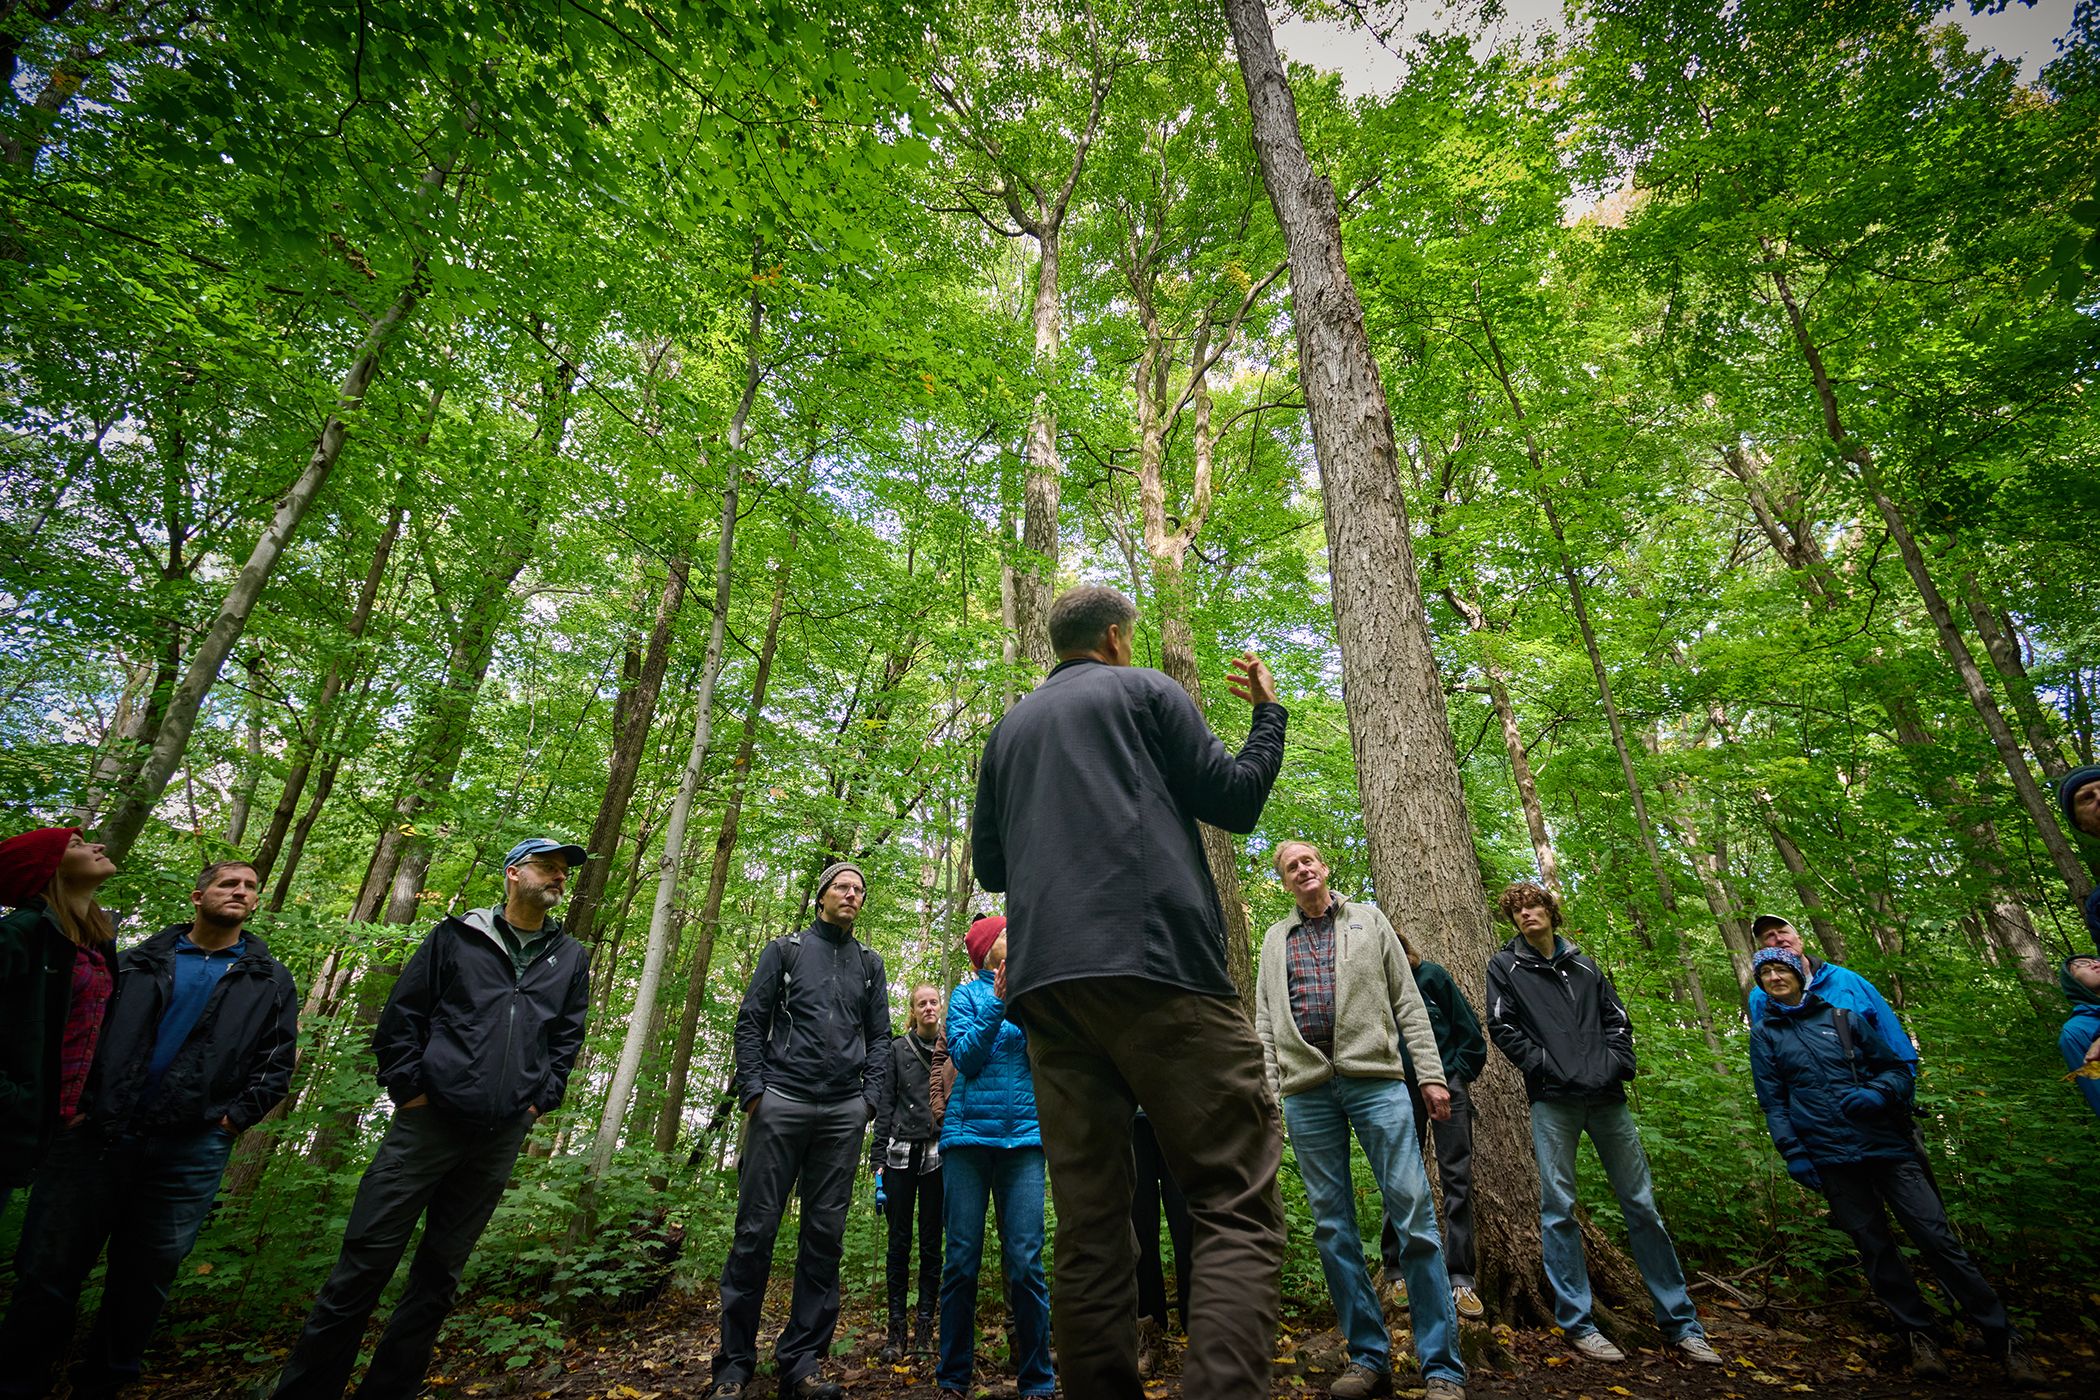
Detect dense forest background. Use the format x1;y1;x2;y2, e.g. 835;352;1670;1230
3;0;2099;1378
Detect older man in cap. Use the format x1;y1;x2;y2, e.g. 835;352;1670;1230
274;837;592;1400
709;860;890;1400
1744;914;1916;1074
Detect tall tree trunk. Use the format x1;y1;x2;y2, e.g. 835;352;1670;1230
1013;225;1063;672
1757;252;2092;904
1762;821;1846;963
1226;0;1597;1330
223;656;264;848
567;556;691;949
94;131;462;861
654;510;798;1156
591;295;764;1179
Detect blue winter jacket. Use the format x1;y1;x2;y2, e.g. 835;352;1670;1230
2059;956;2100;1124
1747;957;1916;1071
1750;992;1916;1168
940;969;1040;1151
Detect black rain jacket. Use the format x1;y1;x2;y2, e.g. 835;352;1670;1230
870;1029;939;1171
973;658;1287;1004
0;901;96;1184
81;924;298;1135
732;918;889;1109
1485;934;1637;1104
373;907;591;1127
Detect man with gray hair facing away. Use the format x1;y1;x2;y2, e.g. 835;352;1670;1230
708;861;890;1400
975;583;1288;1400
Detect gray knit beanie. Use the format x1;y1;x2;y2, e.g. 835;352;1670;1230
816;861;865;900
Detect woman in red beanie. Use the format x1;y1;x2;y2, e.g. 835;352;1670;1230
0;827;119;1197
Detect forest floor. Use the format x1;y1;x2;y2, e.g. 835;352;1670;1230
130;1279;2100;1400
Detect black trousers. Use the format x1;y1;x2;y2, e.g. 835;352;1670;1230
1131;1114;1192;1329
712;1092;866;1389
273;1106;532;1400
1820;1158;2010;1342
1384;1078;1476;1286
882;1153;943;1318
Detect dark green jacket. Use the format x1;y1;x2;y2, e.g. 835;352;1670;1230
0;900;84;1185
1413;958;1488;1084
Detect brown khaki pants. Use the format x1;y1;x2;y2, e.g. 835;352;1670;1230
1014;977;1285;1400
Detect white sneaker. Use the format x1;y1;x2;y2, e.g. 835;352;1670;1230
1452;1284;1485;1320
1676;1335;1725;1366
1571;1331;1626;1362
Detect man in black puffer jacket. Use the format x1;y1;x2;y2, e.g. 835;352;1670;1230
0;858;296;1400
1484;883;1719;1369
274;838;591;1400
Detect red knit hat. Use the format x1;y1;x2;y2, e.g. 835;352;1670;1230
0;827;80;907
966;915;1007;970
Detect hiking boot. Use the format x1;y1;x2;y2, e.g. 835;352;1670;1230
1452;1284;1485;1320
1136;1316;1164;1378
704;1384;743;1400
1676;1335;1724;1365
913;1304;936;1352
879;1307;907;1364
1373;1266;1408;1312
787;1375;843;1400
1571;1331;1626;1362
2001;1339;2043;1389
1328;1361;1395;1398
1908;1331;1949;1380
1424;1379;1467;1400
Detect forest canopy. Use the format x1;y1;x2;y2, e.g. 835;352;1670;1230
2;0;2098;1379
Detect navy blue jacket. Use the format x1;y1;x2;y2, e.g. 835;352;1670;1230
940;970;1039;1151
1750;993;1914;1167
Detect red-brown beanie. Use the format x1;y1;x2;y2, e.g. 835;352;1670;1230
966;915;1007;970
0;827;79;907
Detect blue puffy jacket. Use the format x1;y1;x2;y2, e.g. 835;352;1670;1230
1747;957;1916;1071
940;970;1039;1151
1751;993;1915;1168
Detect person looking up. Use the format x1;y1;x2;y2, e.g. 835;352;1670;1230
709;861;889;1400
2058;766;2100;954
935;918;1053;1400
273;837;591;1400
973;584;1288;1400
1485;882;1721;1369
1748;948;2038;1387
0;859;297;1399
872;978;947;1362
0;828;118;1212
1255;839;1467;1400
1745;915;1915;1072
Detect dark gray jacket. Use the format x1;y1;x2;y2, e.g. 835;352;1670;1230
973;659;1287;1004
870;1029;938;1172
733;919;889;1108
82;924;298;1135
373;907;591;1127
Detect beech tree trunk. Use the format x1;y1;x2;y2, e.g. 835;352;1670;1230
1226;0;1588;1331
654;519;796;1156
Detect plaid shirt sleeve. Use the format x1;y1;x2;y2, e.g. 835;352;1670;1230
1284;914;1338;1054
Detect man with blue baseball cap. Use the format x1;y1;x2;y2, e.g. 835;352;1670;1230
273;838;591;1400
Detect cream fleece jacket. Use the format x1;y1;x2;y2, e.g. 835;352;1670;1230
1255;896;1446;1102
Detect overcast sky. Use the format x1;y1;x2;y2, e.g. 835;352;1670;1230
1274;0;2082;94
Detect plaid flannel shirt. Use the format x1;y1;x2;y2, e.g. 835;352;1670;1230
1284;901;1340;1055
57;945;112;1118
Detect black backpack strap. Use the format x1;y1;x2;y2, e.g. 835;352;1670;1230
766;931;803;1048
1831;1007;1864;1085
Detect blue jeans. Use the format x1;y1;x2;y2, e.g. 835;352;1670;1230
0;1123;237;1397
938;1144;1053;1395
1281;1077;1464;1384
1530;1098;1702;1343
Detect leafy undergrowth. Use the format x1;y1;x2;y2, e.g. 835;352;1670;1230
111;1276;2100;1399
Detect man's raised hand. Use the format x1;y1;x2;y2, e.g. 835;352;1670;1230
1226;650;1279;707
